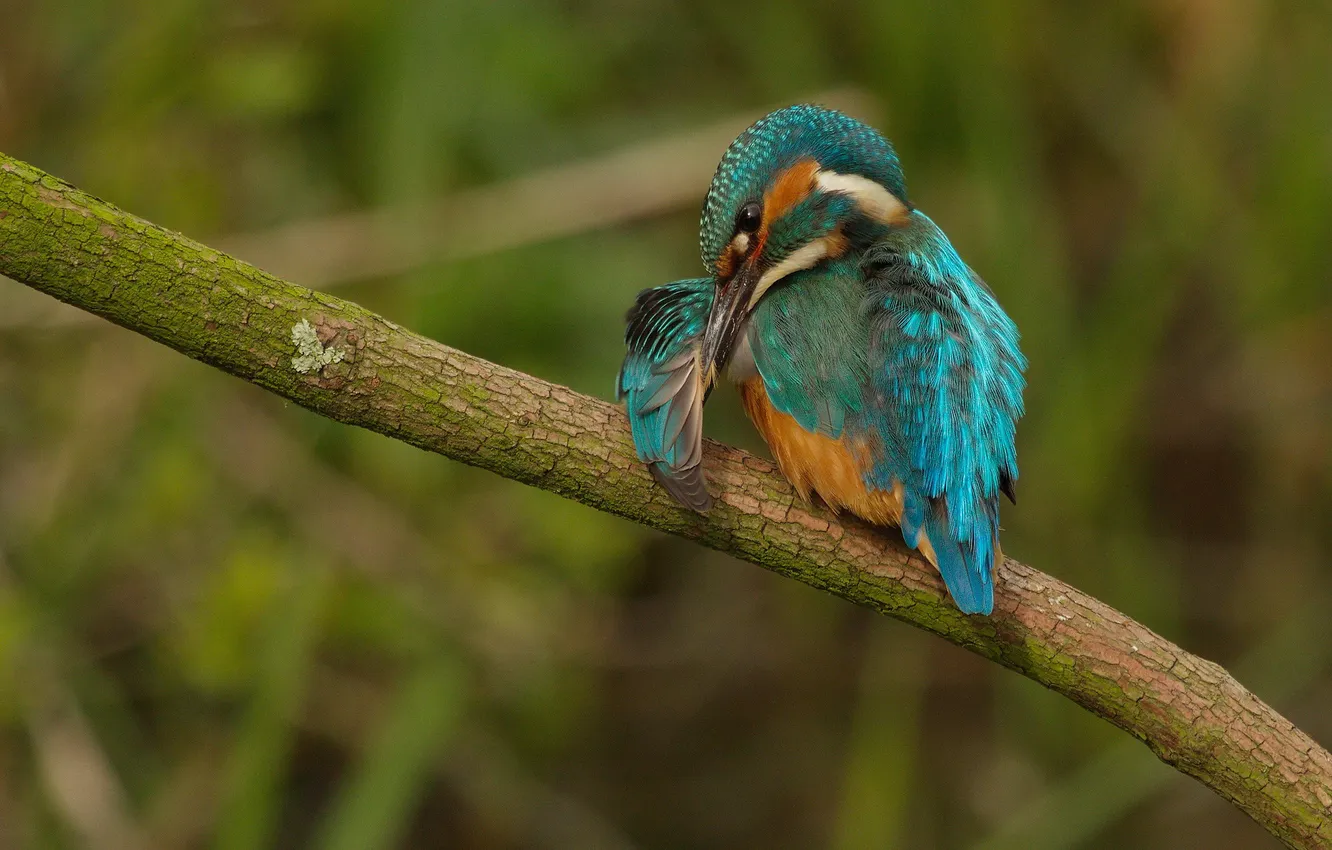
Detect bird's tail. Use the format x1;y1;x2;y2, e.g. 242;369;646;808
909;500;998;615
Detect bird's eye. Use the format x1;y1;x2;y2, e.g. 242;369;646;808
735;202;762;234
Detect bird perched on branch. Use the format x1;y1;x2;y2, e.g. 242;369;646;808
618;105;1025;615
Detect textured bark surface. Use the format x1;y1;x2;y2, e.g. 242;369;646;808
2;152;1329;847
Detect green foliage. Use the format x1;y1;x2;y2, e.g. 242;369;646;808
215;569;327;850
313;658;466;850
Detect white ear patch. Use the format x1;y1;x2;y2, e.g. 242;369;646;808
815;170;907;224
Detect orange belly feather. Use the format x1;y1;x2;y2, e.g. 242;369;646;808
739;379;903;525
738;378;944;568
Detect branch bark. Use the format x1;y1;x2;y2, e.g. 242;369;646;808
2;152;1329;847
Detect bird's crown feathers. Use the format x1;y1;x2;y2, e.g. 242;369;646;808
699;105;908;273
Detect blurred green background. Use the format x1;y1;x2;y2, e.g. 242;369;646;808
1;1;1330;848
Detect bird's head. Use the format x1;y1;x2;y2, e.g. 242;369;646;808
698;105;911;381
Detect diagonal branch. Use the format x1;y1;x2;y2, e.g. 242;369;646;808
1;152;1328;848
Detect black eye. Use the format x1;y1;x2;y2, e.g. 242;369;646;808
735;202;762;234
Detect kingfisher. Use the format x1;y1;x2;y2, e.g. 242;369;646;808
617;105;1025;615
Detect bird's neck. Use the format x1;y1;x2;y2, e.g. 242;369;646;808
878;210;971;286
727;255;870;393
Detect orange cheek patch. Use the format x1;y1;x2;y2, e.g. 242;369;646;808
764;158;820;221
823;226;849;259
716;249;736;278
758;158;820;252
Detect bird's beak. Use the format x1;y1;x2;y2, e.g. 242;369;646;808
701;261;759;385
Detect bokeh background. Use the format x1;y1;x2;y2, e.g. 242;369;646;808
1;1;1330;848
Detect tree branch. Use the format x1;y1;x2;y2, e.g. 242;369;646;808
2;152;1329;848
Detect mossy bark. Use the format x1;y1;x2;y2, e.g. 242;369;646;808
2;152;1329;847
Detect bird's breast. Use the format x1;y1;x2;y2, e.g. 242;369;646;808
738;378;903;528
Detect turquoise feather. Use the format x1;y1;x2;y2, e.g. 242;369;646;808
617;278;715;511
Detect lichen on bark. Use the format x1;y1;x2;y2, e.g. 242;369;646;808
290;318;347;373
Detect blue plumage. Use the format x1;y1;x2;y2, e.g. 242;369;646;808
619;105;1026;614
617;278;715;511
860;218;1026;614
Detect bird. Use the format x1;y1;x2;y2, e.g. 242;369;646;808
617;105;1026;615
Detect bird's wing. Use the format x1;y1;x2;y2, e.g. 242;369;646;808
860;242;1026;614
617;278;715;512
